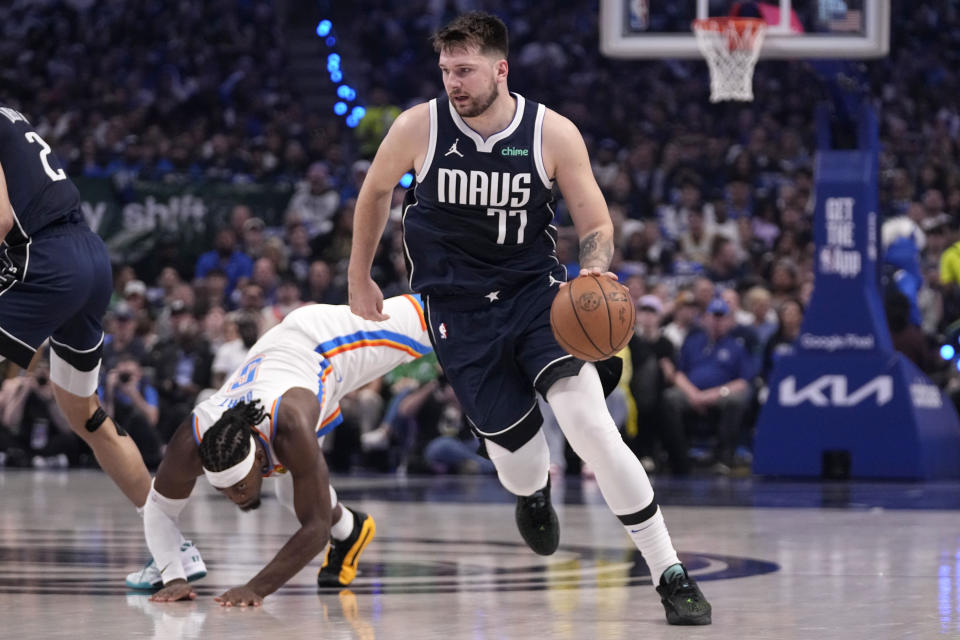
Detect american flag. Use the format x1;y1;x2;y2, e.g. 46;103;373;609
828;9;863;33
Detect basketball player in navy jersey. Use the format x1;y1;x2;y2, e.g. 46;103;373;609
348;12;710;625
0;105;207;571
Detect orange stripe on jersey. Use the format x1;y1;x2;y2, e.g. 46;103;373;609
320;406;342;429
403;294;427;331
193;415;201;444
324;339;423;359
269;398;280;440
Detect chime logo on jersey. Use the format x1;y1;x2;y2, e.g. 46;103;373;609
436;168;531;208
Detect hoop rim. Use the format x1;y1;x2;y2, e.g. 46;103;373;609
691;17;768;34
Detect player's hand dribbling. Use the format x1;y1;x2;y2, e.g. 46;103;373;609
348;276;390;321
150;579;197;602
558;269;618;290
215;585;263;607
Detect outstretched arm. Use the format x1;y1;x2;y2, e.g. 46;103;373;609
542;110;615;276
348;103;428;321
147;417;203;602
216;388;329;606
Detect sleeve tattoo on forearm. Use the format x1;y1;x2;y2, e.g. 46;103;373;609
579;231;612;270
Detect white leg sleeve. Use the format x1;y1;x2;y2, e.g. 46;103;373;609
143;480;190;584
547;364;655;515
49;348;101;398
485;429;550;497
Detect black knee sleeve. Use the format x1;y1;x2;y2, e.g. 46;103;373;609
85;407;126;436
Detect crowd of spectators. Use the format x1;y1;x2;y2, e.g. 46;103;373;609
2;0;960;475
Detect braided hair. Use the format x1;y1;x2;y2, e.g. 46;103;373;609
198;400;266;471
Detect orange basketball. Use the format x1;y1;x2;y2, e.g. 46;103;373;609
550;275;635;362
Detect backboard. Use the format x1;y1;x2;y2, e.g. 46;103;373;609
600;0;889;59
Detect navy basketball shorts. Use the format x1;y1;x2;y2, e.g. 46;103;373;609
0;222;112;389
423;278;586;451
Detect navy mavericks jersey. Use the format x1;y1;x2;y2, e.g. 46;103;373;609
401;93;563;297
0;106;82;242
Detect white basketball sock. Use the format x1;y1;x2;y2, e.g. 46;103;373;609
624;507;680;584
331;506;355;540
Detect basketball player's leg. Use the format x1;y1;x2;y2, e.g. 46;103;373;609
423;296;559;553
279;438;376;587
543;362;711;624
50;228;151;507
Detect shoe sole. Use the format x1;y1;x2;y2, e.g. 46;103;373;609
665;608;712;626
318;515;376;587
125;568;208;591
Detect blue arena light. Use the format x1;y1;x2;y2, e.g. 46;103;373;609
326;36;336;46
345;115;359;128
399;173;414;188
333;101;348;116
955;358;960;373
351;106;366;120
330;70;343;82
943;344;957;361
316;20;332;37
337;85;356;101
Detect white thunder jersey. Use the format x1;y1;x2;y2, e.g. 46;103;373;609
191;295;431;475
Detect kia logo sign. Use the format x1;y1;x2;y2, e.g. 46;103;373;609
779;375;893;407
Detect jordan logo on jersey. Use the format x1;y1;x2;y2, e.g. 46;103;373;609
445;138;464;158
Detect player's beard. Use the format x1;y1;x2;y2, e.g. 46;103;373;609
451;81;498;118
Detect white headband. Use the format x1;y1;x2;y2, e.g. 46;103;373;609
203;436;257;488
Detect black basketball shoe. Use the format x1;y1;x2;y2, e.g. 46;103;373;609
656;565;712;625
317;507;376;588
515;477;559;555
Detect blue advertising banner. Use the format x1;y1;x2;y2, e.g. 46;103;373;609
753;106;960;479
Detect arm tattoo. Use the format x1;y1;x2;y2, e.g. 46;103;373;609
579;231;613;271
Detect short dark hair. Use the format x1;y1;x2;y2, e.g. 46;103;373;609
433;11;508;58
198;400;266;472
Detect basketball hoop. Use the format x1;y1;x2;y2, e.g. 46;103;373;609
692;18;767;102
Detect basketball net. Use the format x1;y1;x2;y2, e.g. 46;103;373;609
692;18;767;102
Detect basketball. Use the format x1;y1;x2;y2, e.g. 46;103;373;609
550;275;635;361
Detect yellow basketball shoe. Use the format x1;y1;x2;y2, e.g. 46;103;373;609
317;508;376;587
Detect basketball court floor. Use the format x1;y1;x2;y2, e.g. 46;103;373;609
2;470;958;639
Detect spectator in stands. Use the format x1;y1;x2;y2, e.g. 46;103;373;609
251;257;280;306
102;303;148;373
195;228;253;301
242;217;267;260
761;298;804;382
626;294;678;473
286;221;314;286
663;290;702;350
261;278;304;332
886;290;938;375
705;236;745;286
148;300;212;442
102;354;162;470
678;207;713;266
210;313;260;389
1;359;81;468
661;297;753;474
287;161;340;240
304;260;345;305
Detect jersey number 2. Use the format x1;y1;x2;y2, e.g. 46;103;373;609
24;132;67;182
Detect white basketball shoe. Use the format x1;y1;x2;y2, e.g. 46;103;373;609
125;541;207;590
